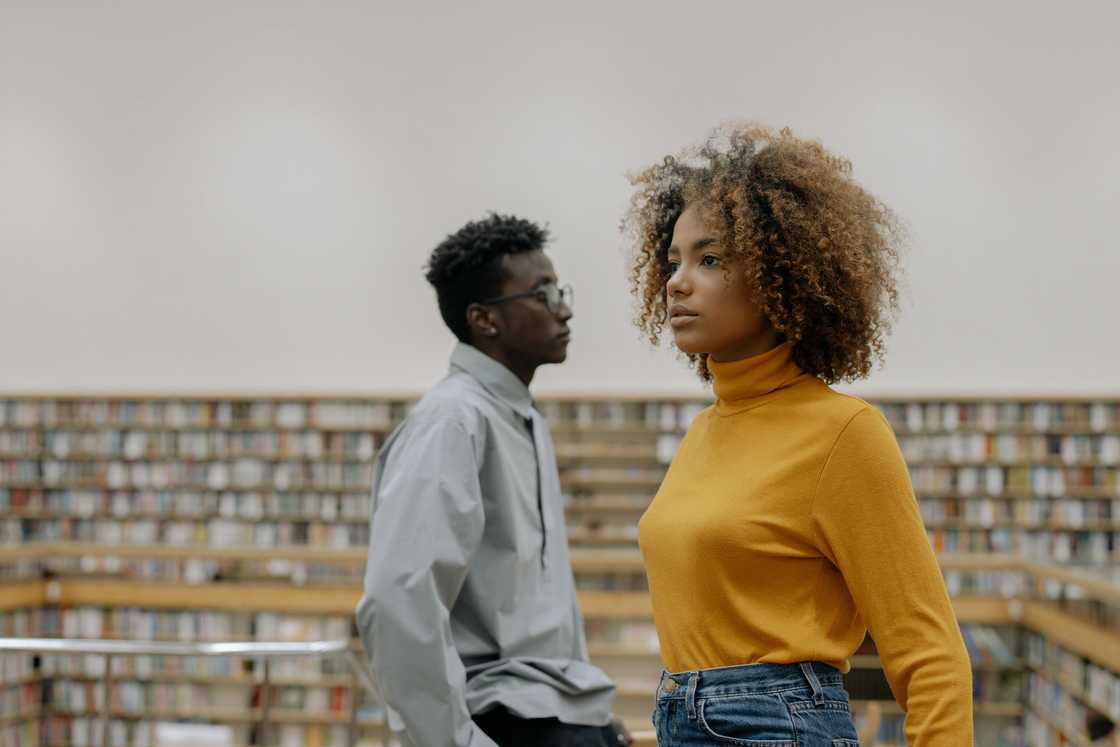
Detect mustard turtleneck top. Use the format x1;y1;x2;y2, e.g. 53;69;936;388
637;342;973;745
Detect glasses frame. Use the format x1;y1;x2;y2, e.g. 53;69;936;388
480;283;573;315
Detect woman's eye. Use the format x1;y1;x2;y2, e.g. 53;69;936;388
701;255;721;267
666;261;680;273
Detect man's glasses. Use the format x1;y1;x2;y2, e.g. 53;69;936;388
481;283;573;315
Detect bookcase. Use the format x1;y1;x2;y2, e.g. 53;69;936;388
1;395;1119;747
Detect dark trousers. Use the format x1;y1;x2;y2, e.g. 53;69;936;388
473;706;620;747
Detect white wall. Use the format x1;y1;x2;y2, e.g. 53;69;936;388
1;0;1117;396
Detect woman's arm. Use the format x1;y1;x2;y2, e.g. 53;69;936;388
811;407;974;746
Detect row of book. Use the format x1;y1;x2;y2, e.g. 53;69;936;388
0;722;38;747
1027;672;1093;743
1026;632;1120;721
40;718;370;747
925;527;1119;564
944;570;1031;599
0;459;374;491
544;401;1120;435
0;429;381;461
927;528;1016;557
22;555;362;587
562;464;1120;500
51;607;353;645
932;528;1120;566
6;435;1120;486
6;430;1111;470
5;516;370;549
0;487;729;524
876;402;1119;434
1021;709;1105;747
0;399;412;430
16;463;1120;499
919;497;1120;527
40;651;353;682
898;433;1120;465
1;489;371;521
47;679;354;718
569;509;1118;543
1;653;35;682
0;610;45;638
909;465;1119;496
0;682;36;718
5;398;1120;434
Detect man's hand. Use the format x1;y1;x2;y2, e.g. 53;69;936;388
609;716;633;746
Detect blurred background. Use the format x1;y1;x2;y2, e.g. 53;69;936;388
3;0;1118;394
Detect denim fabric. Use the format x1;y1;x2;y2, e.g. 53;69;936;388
652;661;861;746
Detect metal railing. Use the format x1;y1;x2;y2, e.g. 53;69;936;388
0;637;385;747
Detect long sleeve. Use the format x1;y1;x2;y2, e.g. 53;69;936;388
355;416;499;747
810;407;973;746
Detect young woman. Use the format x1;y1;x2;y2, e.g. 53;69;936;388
625;124;972;745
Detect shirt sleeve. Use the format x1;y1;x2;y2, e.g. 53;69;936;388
810;407;974;746
355;415;499;747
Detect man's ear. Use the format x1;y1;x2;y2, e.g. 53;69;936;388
466;303;499;339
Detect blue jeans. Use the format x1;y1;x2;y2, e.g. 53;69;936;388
653;661;861;746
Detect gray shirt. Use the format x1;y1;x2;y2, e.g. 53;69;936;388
356;343;615;747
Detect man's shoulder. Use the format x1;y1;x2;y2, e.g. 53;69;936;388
408;372;493;432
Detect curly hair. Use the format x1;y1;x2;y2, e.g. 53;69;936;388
425;213;550;342
623;123;903;384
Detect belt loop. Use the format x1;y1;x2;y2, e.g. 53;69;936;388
799;662;826;706
684;671;699;720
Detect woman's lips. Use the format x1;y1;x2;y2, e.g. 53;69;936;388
669;314;698;329
669;304;699;328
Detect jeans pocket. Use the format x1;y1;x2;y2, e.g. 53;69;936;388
785;686;860;745
696;693;799;746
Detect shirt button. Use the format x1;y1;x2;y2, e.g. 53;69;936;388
662;678;678;693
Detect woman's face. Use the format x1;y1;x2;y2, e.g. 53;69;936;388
665;204;781;362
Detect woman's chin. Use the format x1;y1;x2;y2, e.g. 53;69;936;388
671;331;708;356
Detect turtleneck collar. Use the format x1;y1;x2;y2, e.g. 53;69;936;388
707;341;808;410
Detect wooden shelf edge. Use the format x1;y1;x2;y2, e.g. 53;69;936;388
951;597;1014;624
55;579;362;615
1020;601;1120;673
0;579;46;610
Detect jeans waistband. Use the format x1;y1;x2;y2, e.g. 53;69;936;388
656;661;843;720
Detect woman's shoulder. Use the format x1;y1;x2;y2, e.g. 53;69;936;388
786;382;895;442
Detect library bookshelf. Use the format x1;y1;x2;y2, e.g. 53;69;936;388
2;394;1119;747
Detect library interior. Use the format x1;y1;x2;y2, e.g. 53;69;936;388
2;3;1118;747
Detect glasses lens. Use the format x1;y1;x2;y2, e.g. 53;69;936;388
543;284;560;312
538;284;572;313
560;285;573;311
545;284;572;313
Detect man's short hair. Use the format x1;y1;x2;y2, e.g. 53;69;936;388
425;213;550;342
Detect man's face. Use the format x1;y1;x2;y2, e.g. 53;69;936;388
490;251;573;366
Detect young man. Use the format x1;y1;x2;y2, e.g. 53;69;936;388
356;214;623;747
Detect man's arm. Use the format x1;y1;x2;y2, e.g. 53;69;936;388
355;416;499;747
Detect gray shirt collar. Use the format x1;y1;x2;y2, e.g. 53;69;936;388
450;343;535;419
